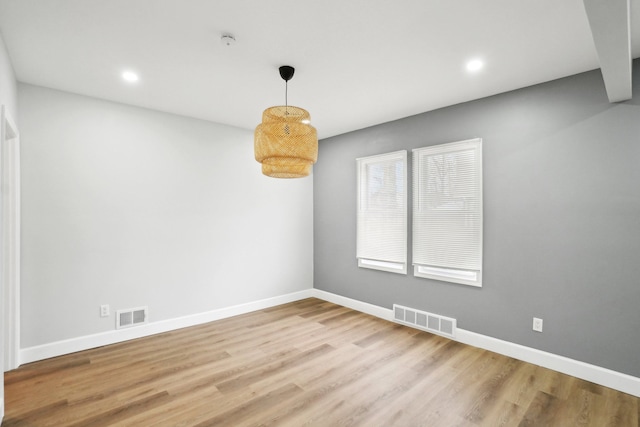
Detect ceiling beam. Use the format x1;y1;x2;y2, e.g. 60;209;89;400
583;0;632;102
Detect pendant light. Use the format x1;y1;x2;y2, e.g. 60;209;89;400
254;66;318;178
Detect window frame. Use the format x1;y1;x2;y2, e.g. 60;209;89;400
356;150;408;274
412;138;483;287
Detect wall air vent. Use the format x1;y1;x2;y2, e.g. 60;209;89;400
116;306;148;329
393;304;456;339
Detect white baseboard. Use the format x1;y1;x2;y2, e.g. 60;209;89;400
311;289;640;398
455;329;640;398
310;289;394;321
18;288;640;398
20;289;314;365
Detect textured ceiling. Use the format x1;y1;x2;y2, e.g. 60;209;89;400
1;0;638;138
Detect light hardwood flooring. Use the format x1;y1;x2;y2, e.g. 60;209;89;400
3;298;639;426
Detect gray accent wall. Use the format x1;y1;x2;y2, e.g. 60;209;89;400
314;61;640;377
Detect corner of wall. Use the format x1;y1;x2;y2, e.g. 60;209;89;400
0;32;18;122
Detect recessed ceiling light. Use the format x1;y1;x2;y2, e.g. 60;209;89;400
122;71;139;83
466;59;484;73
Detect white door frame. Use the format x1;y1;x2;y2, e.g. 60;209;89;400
1;105;20;371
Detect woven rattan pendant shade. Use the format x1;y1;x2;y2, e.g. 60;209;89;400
255;106;318;178
254;65;318;178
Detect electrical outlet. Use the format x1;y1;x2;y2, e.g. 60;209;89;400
100;304;110;317
533;317;543;332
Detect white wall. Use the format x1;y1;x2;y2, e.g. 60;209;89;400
0;34;17;420
0;30;17;422
18;84;313;348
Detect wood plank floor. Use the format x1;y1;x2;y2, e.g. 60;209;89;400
3;298;639;426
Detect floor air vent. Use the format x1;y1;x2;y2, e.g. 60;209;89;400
393;304;456;339
116;306;148;329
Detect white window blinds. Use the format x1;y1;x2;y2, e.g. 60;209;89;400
413;139;482;286
356;150;407;274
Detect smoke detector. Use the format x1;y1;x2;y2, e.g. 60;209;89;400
221;34;236;46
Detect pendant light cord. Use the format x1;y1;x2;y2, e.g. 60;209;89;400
278;65;294;116
285;80;289;114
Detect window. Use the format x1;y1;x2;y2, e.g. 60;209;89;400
356;150;407;274
413;139;482;286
